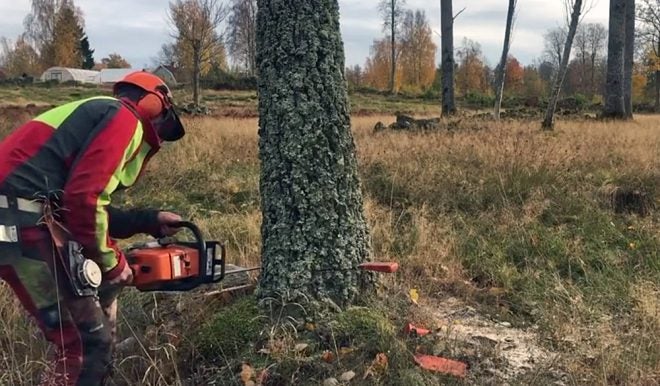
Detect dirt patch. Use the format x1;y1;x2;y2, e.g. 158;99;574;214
428;296;566;384
0;104;54;135
599;184;655;217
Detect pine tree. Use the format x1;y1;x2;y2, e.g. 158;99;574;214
51;3;82;67
80;31;94;69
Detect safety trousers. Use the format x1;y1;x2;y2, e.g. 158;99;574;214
0;226;120;386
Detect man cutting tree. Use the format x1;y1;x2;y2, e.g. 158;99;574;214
0;71;185;385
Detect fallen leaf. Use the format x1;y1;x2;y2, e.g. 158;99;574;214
323;378;339;386
374;353;388;371
339;347;355;356
305;322;316;331
240;363;255;384
294;343;309;352
409;288;419;305
629;242;637;250
321;350;336;363
340;371;356;382
363;352;389;379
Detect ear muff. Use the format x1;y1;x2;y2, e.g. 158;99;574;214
136;92;165;119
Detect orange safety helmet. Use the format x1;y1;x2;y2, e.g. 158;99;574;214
113;71;185;141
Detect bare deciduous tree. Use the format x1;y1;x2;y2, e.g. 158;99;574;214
637;0;660;110
585;23;608;96
378;0;406;94
624;0;636;118
441;0;458;116
603;0;629;118
227;0;257;76
169;0;228;106
574;23;608;96
544;27;568;69
22;0;84;69
494;0;518;120
542;0;590;130
0;35;41;77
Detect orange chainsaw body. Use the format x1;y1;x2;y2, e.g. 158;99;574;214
124;221;226;292
127;245;201;290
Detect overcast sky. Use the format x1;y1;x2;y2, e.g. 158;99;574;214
1;0;610;69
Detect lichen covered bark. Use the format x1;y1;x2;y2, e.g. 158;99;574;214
441;0;456;116
255;0;371;306
603;0;626;118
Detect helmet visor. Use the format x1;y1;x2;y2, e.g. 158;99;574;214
154;106;185;142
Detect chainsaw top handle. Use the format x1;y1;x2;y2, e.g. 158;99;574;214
163;221;206;255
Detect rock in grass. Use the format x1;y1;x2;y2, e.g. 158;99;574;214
340;371;356;382
373;122;387;132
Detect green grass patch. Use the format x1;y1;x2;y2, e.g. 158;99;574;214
194;297;267;360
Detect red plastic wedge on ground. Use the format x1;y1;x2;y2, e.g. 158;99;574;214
403;323;431;337
357;262;399;273
413;354;467;378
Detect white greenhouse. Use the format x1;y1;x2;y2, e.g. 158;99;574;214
96;68;137;84
40;67;100;84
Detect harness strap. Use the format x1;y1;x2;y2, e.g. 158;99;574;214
0;195;43;214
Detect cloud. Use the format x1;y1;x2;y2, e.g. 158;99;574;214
0;0;610;69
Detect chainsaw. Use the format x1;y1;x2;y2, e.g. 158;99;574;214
125;221;226;292
124;221;399;293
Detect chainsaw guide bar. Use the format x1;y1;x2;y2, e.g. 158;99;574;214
125;221;398;293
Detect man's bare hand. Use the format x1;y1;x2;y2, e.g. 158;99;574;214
107;263;133;286
157;211;182;236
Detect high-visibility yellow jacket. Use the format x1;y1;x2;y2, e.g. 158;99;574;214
0;96;163;281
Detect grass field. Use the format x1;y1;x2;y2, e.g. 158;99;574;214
0;84;439;118
0;88;658;385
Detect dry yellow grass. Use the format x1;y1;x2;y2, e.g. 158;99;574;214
1;111;659;384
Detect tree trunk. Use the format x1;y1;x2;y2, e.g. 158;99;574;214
591;52;597;98
256;0;371;306
656;69;660;112
441;0;456;116
193;44;201;107
581;52;587;95
494;0;516;120
657;39;660;112
623;0;635;118
249;0;257;76
603;0;626;118
542;0;583;130
389;0;396;95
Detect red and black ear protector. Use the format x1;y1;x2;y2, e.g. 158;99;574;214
116;81;185;142
136;87;170;120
